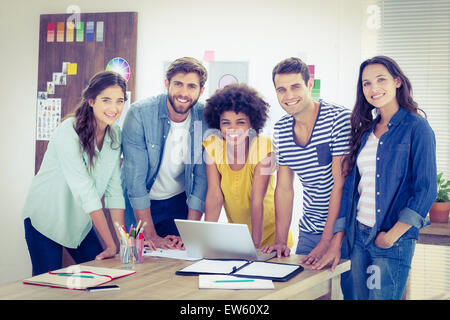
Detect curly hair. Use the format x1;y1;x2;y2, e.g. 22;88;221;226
204;83;269;133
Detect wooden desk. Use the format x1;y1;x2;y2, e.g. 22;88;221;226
0;255;349;300
419;222;450;246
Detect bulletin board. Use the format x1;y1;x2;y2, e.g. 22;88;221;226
35;12;138;173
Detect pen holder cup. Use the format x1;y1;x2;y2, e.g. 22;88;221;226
134;239;144;264
120;243;135;270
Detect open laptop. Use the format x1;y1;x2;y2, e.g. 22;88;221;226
174;219;277;261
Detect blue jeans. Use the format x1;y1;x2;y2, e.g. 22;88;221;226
24;218;103;276
295;230;322;255
345;221;416;300
124;192;189;237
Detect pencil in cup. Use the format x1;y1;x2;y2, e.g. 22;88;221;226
131;229;144;264
120;240;135;269
115;221;145;265
137;232;144;263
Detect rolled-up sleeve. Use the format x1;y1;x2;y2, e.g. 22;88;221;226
398;118;437;228
121;106;151;210
333;166;355;234
333;216;347;234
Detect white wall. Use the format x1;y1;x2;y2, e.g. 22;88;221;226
0;0;364;284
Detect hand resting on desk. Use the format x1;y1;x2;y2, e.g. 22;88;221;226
144;234;185;251
260;243;291;258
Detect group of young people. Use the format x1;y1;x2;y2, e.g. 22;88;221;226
22;55;437;300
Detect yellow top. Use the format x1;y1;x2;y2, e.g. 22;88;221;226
203;134;294;249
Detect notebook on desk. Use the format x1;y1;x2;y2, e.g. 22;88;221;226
174;219;277;261
23;265;135;290
176;258;303;282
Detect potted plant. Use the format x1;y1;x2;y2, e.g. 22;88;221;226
429;172;450;223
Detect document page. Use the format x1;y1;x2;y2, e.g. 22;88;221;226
179;259;248;274
233;261;300;278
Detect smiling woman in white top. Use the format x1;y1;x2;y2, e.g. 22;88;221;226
23;71;127;276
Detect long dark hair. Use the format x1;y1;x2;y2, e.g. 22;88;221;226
342;55;425;176
64;70;127;168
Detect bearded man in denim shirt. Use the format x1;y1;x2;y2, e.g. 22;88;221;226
121;57;209;250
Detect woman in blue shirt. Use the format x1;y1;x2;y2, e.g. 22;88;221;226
312;56;437;300
23;71;127;275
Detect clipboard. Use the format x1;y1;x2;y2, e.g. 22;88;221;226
176;259;303;282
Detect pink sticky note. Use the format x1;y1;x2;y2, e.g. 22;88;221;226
203;50;215;62
47;22;55;42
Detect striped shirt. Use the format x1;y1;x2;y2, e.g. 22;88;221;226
273;100;351;234
356;131;379;227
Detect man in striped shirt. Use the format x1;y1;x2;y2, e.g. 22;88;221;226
262;57;351;266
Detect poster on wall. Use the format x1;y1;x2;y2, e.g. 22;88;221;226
106;57;131;82
36;98;61;141
208;61;248;96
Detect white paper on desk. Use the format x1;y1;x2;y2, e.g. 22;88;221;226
233;261;299;278
199;275;274;290
179;259;248;274
143;248;201;261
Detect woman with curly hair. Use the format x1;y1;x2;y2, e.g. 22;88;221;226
23;71;127;275
203;83;294;248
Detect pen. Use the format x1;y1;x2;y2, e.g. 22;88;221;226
57;274;94;279
114;222;128;245
129;224;133;238
139;232;143;262
214;280;255;283
136;220;142;235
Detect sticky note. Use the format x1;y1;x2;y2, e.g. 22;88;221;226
203;50;215;62
47;22;55;42
68;63;77;75
76;21;84;42
86;21;94;42
96;21;104;42
313;79;320;89
66;22;74;42
56;22;65;42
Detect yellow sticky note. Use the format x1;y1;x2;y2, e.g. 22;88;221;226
68;63;77;75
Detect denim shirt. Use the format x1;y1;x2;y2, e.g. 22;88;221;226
334;107;437;254
121;94;209;213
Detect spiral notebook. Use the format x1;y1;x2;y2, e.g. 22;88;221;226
23;265;135;290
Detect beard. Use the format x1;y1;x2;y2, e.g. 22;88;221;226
167;94;199;115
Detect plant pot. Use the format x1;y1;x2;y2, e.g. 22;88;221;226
429;202;450;223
